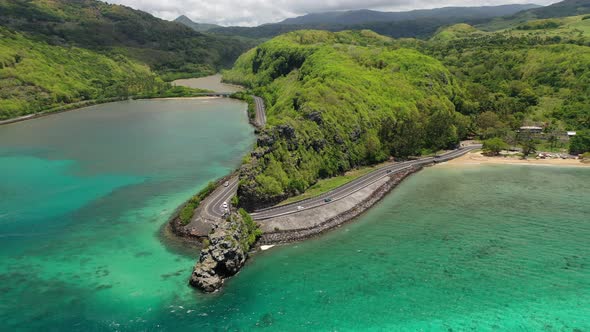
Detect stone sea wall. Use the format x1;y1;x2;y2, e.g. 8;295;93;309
259;165;424;244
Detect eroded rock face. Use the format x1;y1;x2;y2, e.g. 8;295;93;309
190;256;222;292
189;216;247;292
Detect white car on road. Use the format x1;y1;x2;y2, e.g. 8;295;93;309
297;206;304;211
222;202;228;209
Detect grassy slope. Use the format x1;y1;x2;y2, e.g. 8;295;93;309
225;30;467;209
277;165;378;206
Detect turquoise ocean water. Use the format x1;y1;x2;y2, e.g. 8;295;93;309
1;100;589;331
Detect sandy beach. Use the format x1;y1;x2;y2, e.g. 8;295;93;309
438;151;589;167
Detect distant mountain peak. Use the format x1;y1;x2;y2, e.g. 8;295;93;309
175;15;191;22
174;15;221;32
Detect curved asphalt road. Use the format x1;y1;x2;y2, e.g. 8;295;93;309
251;144;481;220
201;144;481;221
197;93;480;221
199;95;266;221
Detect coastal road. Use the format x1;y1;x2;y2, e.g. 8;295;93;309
253;96;266;127
197;144;481;222
250;144;482;220
195;95;266;223
200;177;240;221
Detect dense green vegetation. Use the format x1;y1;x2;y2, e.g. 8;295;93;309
225;30;469;209
179;182;217;225
236;209;262;252
0;0;255;119
423;16;590;136
569;130;590;154
483;138;509;156
0;28;192;119
0;0;254;79
226;11;590;209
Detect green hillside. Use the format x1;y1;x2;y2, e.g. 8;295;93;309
0;0;257;119
0;28;201;119
426;17;590;131
0;0;254;80
225;30;469;209
227;16;590;209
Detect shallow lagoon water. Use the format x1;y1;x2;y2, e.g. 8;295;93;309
0;98;255;330
1;100;589;331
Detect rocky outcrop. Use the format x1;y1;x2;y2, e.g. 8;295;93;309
189;211;260;292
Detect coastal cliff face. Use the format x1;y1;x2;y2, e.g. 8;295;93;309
189;210;261;292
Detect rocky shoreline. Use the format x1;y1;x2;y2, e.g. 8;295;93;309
169;164;425;292
189;212;249;292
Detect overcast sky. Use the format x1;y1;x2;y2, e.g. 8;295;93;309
106;0;561;27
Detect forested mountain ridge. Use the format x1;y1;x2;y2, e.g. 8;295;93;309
279;5;541;26
480;0;590;30
525;0;590;18
224;30;470;209
0;0;254;79
208;4;541;40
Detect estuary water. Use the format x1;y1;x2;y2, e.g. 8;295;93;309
0;98;255;330
1;99;589;331
173;74;242;93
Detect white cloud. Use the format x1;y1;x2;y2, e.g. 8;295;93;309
105;0;562;26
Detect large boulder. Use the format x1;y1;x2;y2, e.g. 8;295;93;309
190;256;222;292
189;214;249;292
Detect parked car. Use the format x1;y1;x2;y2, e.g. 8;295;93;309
386;169;392;174
224;181;229;187
297;206;304;211
324;198;332;203
222;202;228;209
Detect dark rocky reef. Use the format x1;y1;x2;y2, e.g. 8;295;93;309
189;211;258;292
